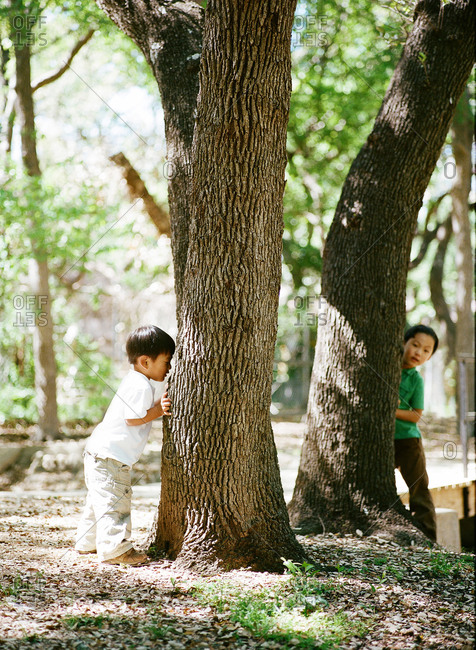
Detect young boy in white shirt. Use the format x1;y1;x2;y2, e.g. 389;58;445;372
75;325;174;565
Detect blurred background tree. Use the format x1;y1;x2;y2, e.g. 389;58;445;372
0;0;174;430
1;0;473;428
275;0;474;416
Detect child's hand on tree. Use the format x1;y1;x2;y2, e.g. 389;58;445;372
161;390;171;416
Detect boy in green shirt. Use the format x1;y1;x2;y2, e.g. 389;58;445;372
395;324;438;542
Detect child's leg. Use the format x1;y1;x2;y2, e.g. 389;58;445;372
395;438;436;542
82;452;133;561
75;491;98;552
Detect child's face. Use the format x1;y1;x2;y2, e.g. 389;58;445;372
402;333;435;369
139;352;172;382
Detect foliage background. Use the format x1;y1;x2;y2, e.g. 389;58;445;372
0;0;473;424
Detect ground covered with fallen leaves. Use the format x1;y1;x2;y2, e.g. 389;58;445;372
0;491;474;649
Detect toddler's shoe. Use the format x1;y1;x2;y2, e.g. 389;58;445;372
102;548;148;566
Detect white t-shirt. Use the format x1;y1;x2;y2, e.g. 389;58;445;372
86;370;155;467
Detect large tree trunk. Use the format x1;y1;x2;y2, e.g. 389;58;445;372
14;39;59;440
96;0;203;321
99;0;306;572
288;0;475;539
149;0;305;573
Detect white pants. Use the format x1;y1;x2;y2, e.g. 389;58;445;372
75;452;133;561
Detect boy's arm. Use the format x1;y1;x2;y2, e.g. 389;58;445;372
396;408;423;423
125;391;171;426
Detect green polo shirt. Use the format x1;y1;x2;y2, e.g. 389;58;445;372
395;367;424;440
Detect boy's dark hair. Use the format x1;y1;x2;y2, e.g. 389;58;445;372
126;325;175;364
404;324;438;354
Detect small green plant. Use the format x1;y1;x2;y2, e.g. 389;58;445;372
336;563;355;576
191;574;366;648
427;550;474;578
0;575;28;598
363;556;404;583
386;565;404;581
63;614;110;630
146;623;175;639
418;51;430;84
148;545;163;559
364;556;387;567
0;572;44;600
282;560;331;613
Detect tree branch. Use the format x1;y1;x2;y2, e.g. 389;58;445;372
409;191;449;269
31;29;95;93
429;215;456;359
109;152;171;237
95;0;203;318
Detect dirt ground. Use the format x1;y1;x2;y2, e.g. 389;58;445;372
0;418;474;649
0;491;474;649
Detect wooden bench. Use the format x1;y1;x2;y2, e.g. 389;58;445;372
400;479;475;550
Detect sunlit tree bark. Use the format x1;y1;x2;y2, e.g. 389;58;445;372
288;0;475;539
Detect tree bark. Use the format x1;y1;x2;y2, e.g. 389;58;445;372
148;0;305;573
95;0;203;322
288;0;475;539
14;39;59;440
98;0;306;572
14;43;40;176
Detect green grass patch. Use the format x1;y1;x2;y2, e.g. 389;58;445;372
362;556;404;582
145;622;175;639
191;561;366;649
63;614;111;630
0;572;44;600
426;550;475;578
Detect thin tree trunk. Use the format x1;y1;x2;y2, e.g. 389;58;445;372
288;0;475;539
451;91;473;359
14;43;40;176
15;39;59;440
450;88;474;454
408;192;448;269
28;257;59;439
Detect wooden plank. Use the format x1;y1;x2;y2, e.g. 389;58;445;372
400;480;475;519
